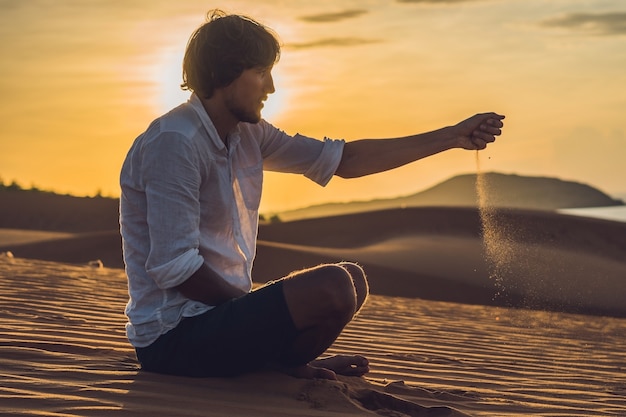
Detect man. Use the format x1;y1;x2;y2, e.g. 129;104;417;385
119;10;504;380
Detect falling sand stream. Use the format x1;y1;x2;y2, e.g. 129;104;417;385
475;153;559;311
475;152;516;302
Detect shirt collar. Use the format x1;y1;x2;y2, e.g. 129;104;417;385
188;93;241;151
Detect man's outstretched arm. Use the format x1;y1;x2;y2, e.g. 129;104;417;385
335;112;504;179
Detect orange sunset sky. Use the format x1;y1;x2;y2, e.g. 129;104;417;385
1;0;625;213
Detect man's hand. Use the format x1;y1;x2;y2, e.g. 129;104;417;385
176;263;247;306
453;112;505;150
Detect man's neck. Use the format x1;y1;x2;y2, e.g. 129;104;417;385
200;96;237;145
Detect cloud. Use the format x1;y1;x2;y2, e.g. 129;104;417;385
299;9;368;23
287;37;382;49
540;11;626;36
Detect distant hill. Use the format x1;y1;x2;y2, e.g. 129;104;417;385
275;173;624;221
0;187;119;232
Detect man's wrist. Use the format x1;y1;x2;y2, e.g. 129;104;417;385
437;126;460;150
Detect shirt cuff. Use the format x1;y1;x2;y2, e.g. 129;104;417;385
304;137;345;186
146;248;204;290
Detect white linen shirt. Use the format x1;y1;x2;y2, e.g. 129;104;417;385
120;94;344;348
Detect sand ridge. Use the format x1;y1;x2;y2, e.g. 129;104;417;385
3;206;625;316
254;207;626;317
1;256;625;416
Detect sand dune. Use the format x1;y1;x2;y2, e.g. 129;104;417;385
256;235;626;317
0;229;76;246
2;206;625;317
0;230;123;269
1;257;625;416
255;207;626;317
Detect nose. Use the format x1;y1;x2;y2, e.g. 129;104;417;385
266;72;275;95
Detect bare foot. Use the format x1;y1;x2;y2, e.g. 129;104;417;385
282;355;369;380
283;364;337;380
312;354;370;377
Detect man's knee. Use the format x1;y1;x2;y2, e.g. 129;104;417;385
338;262;369;306
315;264;358;317
339;262;367;288
281;263;362;329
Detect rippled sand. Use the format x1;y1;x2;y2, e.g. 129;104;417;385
1;257;624;416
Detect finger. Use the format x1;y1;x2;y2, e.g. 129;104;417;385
477;113;505;130
479;123;502;135
473;130;497;143
471;137;488;150
485;118;504;129
481;112;505;121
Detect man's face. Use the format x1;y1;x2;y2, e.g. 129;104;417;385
224;66;275;124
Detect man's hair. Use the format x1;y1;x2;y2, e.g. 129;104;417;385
181;10;281;99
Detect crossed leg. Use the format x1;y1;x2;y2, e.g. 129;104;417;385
279;262;369;380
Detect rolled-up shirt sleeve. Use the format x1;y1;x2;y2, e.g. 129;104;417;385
249;121;345;186
141;132;205;289
146;248;203;290
302;137;345;186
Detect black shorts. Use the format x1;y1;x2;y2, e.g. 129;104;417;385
135;280;299;377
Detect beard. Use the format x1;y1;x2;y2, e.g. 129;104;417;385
227;100;262;124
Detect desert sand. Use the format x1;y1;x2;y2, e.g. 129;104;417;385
1;206;626;416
